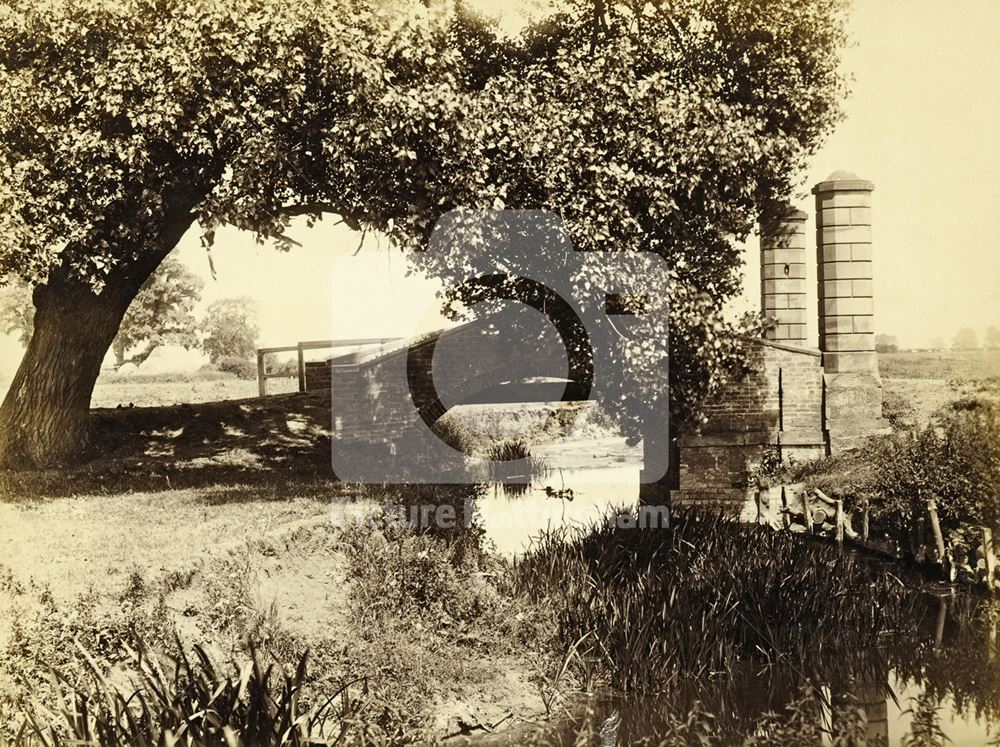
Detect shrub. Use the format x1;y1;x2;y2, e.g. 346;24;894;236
338;508;501;628
216;355;257;380
865;397;1000;551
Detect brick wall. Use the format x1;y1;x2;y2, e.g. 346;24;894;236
672;339;826;512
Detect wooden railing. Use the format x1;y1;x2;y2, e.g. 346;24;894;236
255;337;402;397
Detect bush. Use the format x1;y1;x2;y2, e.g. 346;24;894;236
216;355;257;380
12;639;370;747
338;508;501;628
865;397;1000;552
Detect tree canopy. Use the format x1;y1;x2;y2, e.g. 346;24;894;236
953;327;979;351
0;0;849;466
201;296;260;364
0;258;202;364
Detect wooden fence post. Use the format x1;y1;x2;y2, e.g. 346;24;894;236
989;617;997;664
297;342;306;392
834;500;844;544
801;489;813;534
781;486;790;529
257;350;267;398
913;511;927;563
862;500;869;545
926;497;945;565
983;527;996;593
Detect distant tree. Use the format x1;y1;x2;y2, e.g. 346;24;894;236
201;297;260;364
952;327;979;351
2;258;203;366
875;334;899;353
0;282;32;346
111;257;203;365
929;337;945;350
984;326;1000;350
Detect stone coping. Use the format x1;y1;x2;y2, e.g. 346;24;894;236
742;336;822;358
678;429;826;448
812;178;875;194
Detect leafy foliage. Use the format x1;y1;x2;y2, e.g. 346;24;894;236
0;0;850;450
0;257;201;364
216;354;258;379
11;639;368;747
111;256;203;364
863;398;1000;551
953;327;979;350
512;510;906;694
0;282;32;346
200;296;260;364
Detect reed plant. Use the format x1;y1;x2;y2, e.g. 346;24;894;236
8;638;371;747
513;510;909;693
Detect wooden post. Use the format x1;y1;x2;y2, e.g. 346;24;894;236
819;684;833;747
834;500;844;544
926;498;945;565
862;500;870;545
801;489;813;534
913;511;927;563
989;617;997;664
983;527;996;593
781;486;790;529
257;350;267;398
297;342;306;392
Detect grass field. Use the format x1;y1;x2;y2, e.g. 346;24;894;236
1;373;299;409
879;348;1000;380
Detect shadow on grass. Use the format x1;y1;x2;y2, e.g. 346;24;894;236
0;391;348;500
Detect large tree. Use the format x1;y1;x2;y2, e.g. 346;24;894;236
0;0;847;467
0;257;202;365
200;297;260;364
111;256;203;365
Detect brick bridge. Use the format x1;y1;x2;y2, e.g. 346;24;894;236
305;304;576;444
304;170;890;509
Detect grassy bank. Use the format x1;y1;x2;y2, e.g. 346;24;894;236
7;502;997;745
0;488;550;744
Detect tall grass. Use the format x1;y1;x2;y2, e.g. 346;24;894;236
513;510;907;693
483;438;549;493
10;639;370;747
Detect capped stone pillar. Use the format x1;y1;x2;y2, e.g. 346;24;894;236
813;171;890;452
815;172;877;371
760;205;808;344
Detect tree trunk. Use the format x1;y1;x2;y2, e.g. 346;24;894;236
0;200;198;468
0;279;132;467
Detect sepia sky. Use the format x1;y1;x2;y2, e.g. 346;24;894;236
2;0;999;377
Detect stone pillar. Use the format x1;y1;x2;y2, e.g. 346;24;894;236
760;205;809;345
813;171;890;452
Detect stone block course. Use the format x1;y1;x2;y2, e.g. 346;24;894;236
822;333;875;352
820;225;872;245
820;260;873;280
817;191;871;210
823;297;874;316
761;262;807;280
